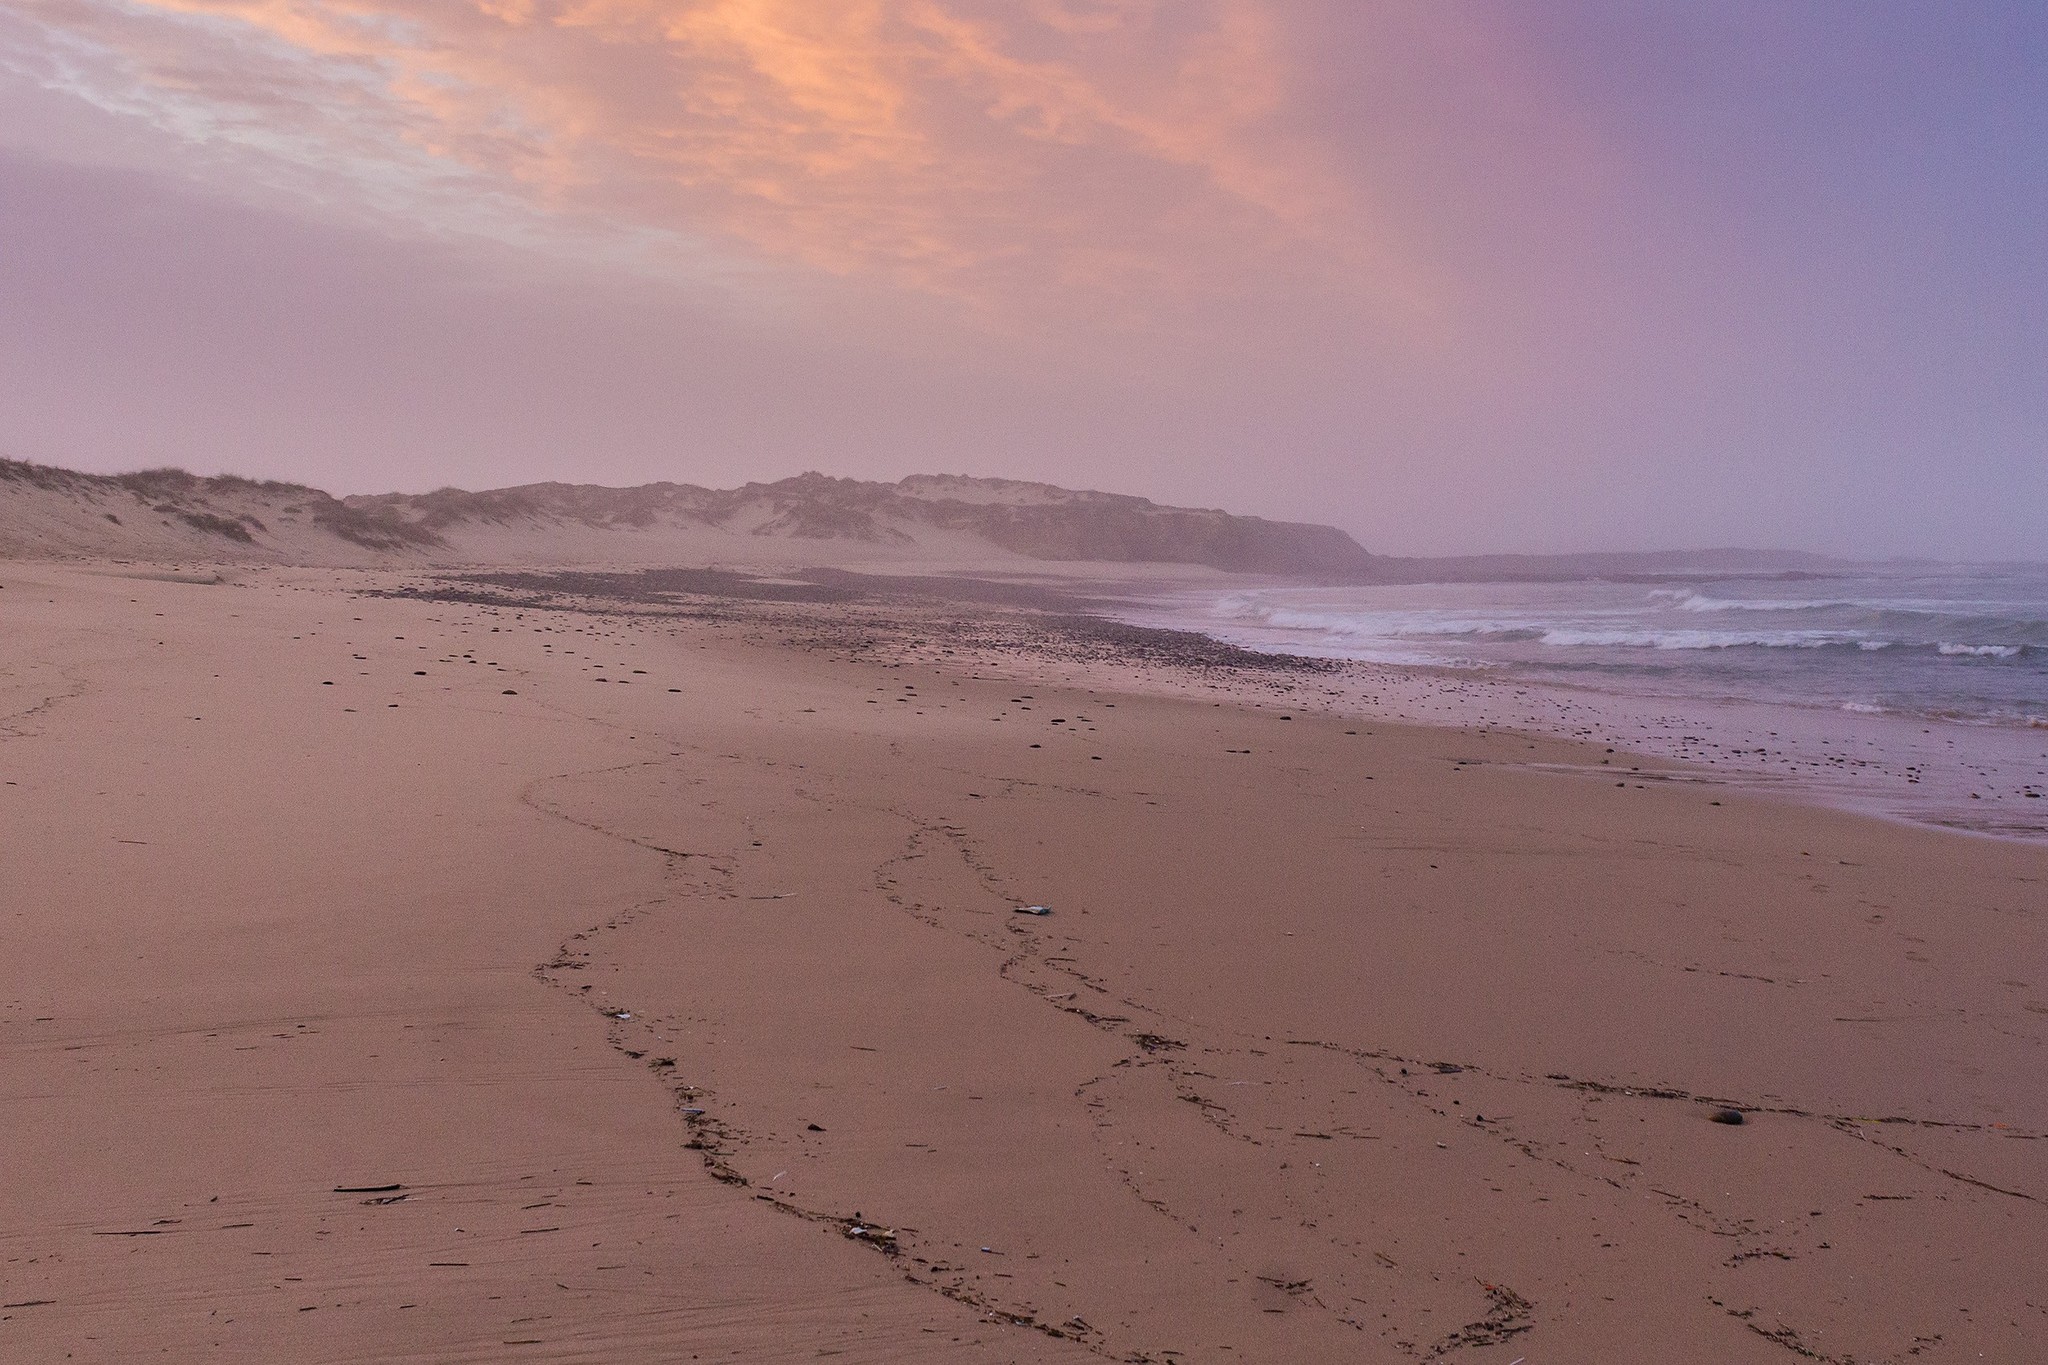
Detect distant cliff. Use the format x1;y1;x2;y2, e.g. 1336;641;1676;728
0;460;1381;579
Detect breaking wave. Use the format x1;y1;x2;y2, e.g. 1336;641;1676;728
1212;588;2043;658
1536;628;1858;650
1159;568;2048;731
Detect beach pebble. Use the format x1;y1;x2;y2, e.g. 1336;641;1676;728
1710;1108;1746;1126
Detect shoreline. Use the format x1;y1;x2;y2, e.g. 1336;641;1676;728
57;554;2047;847
4;560;2046;1361
1094;597;2048;844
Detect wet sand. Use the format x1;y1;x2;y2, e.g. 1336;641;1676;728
1093;600;2048;843
3;562;2045;1362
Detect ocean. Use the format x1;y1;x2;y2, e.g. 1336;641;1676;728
1121;564;2048;838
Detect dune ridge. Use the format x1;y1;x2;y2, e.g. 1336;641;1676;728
0;459;1379;578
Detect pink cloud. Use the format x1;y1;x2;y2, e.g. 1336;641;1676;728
10;0;1423;327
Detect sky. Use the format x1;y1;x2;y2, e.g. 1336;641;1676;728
0;1;2042;557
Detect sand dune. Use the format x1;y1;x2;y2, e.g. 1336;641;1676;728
0;459;1377;578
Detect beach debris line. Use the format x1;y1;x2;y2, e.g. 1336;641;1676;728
844;1220;898;1251
1014;904;1054;916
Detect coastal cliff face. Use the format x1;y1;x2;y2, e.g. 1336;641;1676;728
0;459;1379;578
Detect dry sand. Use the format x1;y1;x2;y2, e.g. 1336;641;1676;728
2;561;2044;1363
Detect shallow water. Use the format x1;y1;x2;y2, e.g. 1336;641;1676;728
1117;564;2048;839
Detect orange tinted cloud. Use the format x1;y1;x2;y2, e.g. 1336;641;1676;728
11;0;1420;324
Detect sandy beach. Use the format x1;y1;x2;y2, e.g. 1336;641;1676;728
4;560;2045;1363
6;5;2039;1357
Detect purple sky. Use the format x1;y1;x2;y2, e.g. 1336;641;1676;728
1;1;2041;556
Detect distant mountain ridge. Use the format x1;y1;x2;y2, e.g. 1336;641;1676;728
0;460;1380;578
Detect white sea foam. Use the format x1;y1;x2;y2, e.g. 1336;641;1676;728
1226;603;1553;643
1667;591;1861;613
1536;628;1856;650
1155;570;2048;743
